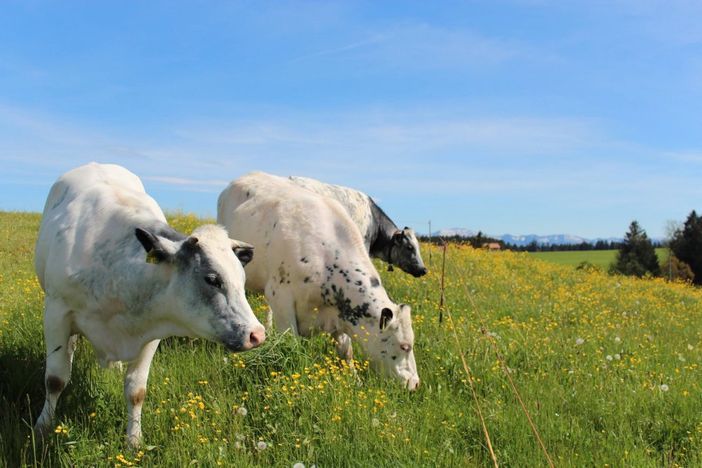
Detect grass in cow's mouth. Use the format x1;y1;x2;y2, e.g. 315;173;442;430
1;211;701;466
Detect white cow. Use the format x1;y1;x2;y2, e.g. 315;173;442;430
218;172;420;390
34;163;265;446
288;175;427;277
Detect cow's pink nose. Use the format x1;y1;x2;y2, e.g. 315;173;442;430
248;326;265;348
407;375;420;391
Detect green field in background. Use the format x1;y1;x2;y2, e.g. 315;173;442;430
530;248;668;269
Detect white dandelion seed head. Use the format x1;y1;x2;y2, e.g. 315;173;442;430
606;355;613;361
371;418;380;428
614;336;621;343
688;344;694;351
223;356;229;364
614;354;621;360
236;406;248;417
293;463;305;468
659;384;669;392
256;441;268;451
576;338;585;346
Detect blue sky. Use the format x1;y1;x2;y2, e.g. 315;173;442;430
1;0;701;238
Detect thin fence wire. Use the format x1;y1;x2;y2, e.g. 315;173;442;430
439;243;556;468
438;241;498;467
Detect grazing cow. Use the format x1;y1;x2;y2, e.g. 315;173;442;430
218;172;420;390
34;163;264;446
288;175;427;277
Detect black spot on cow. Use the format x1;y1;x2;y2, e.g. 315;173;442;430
46;375;65;394
300;257;308;263
354;280;362;286
370;277;380;288
391;356;397;361
304;276;311;283
273;222;277;229
333;289;371;326
358;287;366;294
381;337;389;342
246;190;250;198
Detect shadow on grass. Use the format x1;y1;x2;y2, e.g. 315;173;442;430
0;337;112;466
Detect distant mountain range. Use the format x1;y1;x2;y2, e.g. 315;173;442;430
431;228;624;247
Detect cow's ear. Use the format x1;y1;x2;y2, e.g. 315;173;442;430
135;228;174;263
231;239;254;267
392;230;404;245
380;308;394;330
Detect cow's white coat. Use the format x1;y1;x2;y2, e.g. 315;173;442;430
288;175;427;277
218;172;419;389
34;163;264;446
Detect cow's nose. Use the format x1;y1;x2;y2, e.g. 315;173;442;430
414;267;428;277
407;375;420;391
248;326;265;349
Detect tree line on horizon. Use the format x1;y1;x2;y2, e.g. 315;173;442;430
419;210;702;285
612;210;702;284
418;232;645;252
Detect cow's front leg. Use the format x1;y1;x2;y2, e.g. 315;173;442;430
265;284;299;335
34;300;75;442
333;331;354;363
124;339;160;448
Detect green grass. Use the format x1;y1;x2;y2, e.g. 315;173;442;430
530;248;668;269
1;211;701;467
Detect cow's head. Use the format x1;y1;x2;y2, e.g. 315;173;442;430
360;303;419;390
390;227;427;277
135;224;264;352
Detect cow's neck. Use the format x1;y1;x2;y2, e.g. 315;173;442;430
367;198;398;263
103;220;184;316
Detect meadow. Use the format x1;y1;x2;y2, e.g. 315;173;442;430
1;211;701;467
530;248;668;269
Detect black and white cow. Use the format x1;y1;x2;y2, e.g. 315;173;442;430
33;163;264;446
217;172;420;390
288;175;427;277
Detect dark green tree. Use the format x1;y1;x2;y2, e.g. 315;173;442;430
670;210;702;285
610;221;661;277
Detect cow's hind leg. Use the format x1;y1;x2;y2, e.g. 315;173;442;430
34;299;75;441
124;339;160;448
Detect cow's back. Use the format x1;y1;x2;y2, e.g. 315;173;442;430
287;176;373;242
35;163;164;293
218;172;368;292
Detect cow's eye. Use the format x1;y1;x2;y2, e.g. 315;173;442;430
204;273;223;289
405;245;413;251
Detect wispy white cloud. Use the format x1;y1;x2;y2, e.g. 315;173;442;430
2;102;698;233
288;21;531;71
290;35;386;63
144;176;230;189
665;150;702;164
